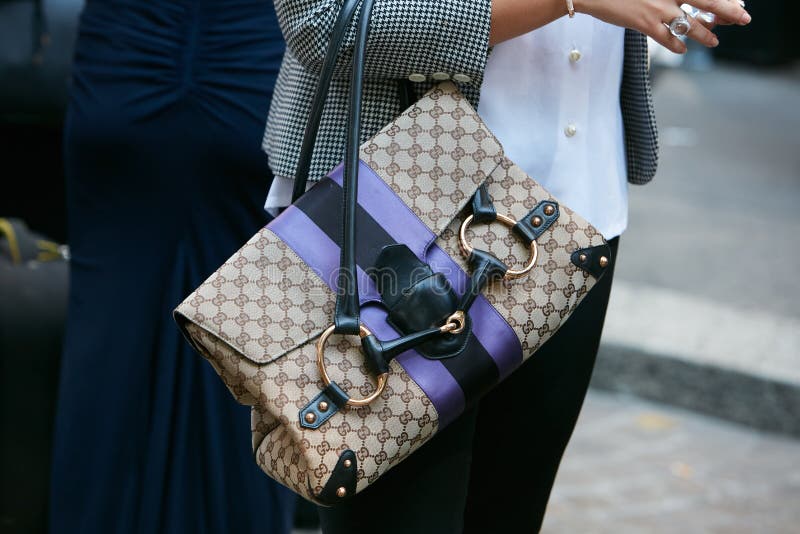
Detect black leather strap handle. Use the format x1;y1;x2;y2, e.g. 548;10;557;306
334;0;377;334
292;0;377;334
289;0;377;334
292;0;364;203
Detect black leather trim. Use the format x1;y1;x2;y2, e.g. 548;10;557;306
471;184;497;223
458;249;508;312
361;325;454;370
315;450;358;506
324;382;350;407
333;0;376;336
570;243;613;279
372;244;471;359
385;284;472;360
299;383;349;430
360;335;391;375
513;201;560;245
372;243;433;309
397;79;416;111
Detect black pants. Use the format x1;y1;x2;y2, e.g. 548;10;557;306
319;238;619;534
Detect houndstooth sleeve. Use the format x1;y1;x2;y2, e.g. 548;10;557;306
274;0;493;89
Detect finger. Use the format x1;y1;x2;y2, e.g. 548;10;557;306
685;15;719;47
651;21;687;54
694;15;717;30
686;0;751;25
688;0;742;26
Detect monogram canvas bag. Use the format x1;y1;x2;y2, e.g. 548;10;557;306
174;0;612;505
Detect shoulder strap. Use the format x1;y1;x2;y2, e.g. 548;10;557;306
291;0;363;202
334;0;376;334
291;0;377;333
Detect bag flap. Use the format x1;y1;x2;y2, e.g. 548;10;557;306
175;82;505;366
175;227;338;365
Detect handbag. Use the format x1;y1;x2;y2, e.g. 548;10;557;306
174;0;612;505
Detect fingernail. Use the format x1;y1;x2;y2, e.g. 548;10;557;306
740;11;751;24
711;36;719;47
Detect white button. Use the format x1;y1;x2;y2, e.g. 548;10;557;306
408;73;426;82
569;49;582;63
432;72;450;81
452;73;472;83
564;124;577;137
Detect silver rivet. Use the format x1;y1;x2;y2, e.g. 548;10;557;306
599;256;609;268
343;459;352;468
579;253;587;263
569;49;582;63
336;487;347;498
304;412;317;424
544;204;556;216
564;124;577;137
318;401;329;412
532;216;543;227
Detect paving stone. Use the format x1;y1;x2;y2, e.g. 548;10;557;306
542;391;800;534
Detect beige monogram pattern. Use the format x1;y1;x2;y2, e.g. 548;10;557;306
174;82;607;503
180;231;335;366
438;156;605;357
184;301;437;500
361;83;503;237
178;229;438;502
357;84;605;359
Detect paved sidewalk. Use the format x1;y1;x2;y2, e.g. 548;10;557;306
592;61;800;435
542;390;800;533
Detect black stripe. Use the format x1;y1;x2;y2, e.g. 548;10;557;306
296;180;387;270
295;178;500;403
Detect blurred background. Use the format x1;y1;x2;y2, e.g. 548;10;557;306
1;1;798;533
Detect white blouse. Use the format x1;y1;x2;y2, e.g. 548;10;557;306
479;14;628;239
267;15;628;239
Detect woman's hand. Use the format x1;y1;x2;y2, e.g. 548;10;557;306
574;0;751;53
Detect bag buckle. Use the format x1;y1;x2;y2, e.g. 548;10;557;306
458;213;538;280
316;324;389;407
439;310;466;334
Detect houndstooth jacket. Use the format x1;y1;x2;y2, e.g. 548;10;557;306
263;0;659;186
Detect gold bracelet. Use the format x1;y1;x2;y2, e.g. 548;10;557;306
565;0;575;17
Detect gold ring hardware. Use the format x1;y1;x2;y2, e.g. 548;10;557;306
440;310;466;334
458;214;539;280
316;324;389;407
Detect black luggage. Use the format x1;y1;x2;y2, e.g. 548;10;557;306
0;218;68;534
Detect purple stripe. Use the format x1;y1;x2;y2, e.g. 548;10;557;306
268;205;465;428
330;161;523;379
267;205;378;303
328;162;431;258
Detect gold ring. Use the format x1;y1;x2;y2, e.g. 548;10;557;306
458;214;538;280
315;324;389;407
440;310;466;334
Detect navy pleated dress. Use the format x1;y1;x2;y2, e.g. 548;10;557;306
49;1;295;532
